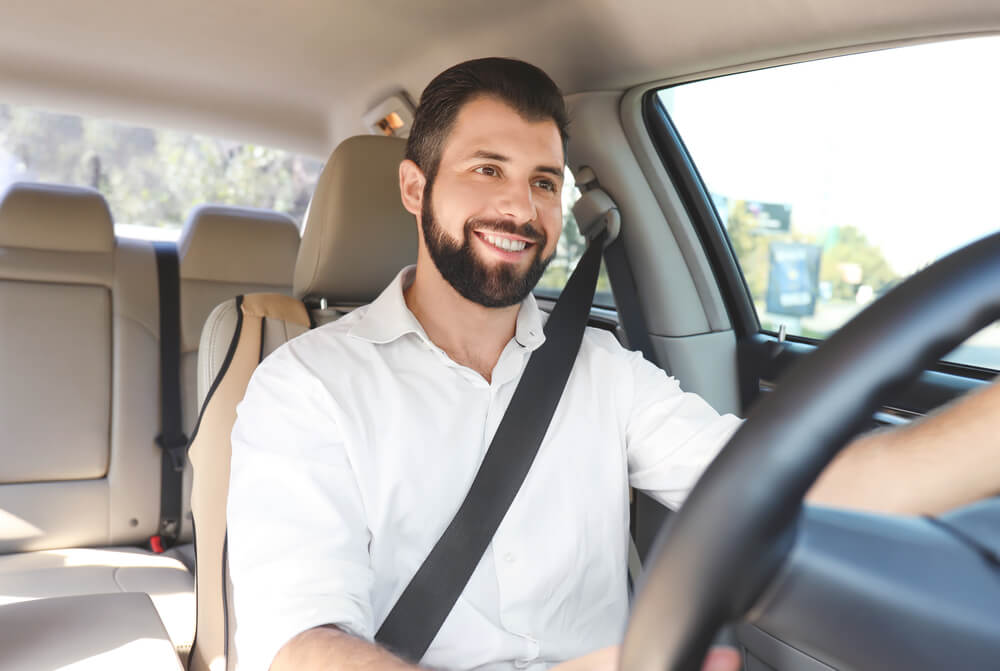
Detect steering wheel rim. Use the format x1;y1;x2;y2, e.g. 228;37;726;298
621;230;1000;671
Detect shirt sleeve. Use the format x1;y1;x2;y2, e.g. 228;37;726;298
227;343;375;671
624;349;743;510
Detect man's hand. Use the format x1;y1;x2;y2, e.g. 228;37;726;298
700;646;742;671
550;645;741;671
271;625;419;671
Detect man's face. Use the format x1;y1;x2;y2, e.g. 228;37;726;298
419;96;565;308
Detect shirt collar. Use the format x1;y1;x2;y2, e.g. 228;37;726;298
348;265;547;351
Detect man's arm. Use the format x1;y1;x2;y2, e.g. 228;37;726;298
807;379;1000;515
271;626;419;671
228;345;376;670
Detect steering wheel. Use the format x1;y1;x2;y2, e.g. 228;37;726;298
621;231;1000;671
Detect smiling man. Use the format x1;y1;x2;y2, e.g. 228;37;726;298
226;57;998;671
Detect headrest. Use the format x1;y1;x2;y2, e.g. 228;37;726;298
0;182;114;253
293;135;417;302
179;205;300;287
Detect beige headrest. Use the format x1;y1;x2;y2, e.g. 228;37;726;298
179;205;300;286
293;135;417;302
0;182;114;253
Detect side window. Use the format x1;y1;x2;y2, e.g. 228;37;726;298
659;36;1000;369
0;103;324;239
536;167;614;307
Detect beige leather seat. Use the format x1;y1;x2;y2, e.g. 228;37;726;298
176;205;300;548
0;182;195;654
187;135;416;671
0;187;305;665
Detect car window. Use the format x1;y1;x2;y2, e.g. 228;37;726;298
536;167;614;307
657;36;1000;370
0;103;324;240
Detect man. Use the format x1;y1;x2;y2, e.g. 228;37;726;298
227;58;1000;671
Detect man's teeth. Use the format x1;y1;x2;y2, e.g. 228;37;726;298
483;233;527;252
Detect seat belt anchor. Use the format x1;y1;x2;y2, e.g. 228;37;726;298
571;167;620;248
156;433;189;472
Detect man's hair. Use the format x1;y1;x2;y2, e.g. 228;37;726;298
405;57;569;184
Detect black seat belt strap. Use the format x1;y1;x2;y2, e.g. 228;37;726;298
153;241;188;550
375;231;607;661
603;238;658;365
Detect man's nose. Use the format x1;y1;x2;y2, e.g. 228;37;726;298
496;180;536;223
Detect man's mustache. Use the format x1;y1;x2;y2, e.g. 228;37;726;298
465;218;545;244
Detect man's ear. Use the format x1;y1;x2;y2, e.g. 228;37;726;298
399;159;426;218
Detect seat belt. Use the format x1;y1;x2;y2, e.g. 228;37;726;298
152;241;188;551
375;228;609;662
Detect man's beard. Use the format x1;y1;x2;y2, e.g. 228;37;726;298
420;185;553;308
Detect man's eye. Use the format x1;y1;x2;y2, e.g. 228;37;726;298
475;165;499;177
533;178;557;192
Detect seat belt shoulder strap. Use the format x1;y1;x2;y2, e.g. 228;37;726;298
375;231;607;661
153;241;186;548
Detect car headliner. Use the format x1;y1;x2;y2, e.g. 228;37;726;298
1;0;998;154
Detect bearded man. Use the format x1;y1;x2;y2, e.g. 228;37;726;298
226;57;1000;671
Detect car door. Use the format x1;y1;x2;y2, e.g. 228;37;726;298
629;35;1000;669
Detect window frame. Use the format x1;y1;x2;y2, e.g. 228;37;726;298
643;69;1000;381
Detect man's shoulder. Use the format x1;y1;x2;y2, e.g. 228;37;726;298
282;304;372;352
579;324;633;360
253;304;374;378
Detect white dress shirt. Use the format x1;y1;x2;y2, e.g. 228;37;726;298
227;266;742;671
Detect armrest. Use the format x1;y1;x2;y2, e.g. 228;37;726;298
0;592;184;671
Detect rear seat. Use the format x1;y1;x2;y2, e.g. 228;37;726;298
176;206;300;550
0;185;300;659
0;182;195;652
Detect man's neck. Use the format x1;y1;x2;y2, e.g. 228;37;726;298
404;261;520;383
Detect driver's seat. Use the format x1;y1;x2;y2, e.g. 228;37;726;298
186;135;417;671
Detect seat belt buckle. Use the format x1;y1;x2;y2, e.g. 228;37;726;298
156;433;189;472
153;515;180;549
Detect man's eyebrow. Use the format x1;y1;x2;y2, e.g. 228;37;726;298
471;149;509;162
469;149;563;179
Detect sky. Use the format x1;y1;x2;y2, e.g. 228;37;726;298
662;35;1000;276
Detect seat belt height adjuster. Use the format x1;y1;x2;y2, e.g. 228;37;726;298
156;433;189;472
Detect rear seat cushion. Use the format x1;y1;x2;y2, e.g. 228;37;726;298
0;548;195;655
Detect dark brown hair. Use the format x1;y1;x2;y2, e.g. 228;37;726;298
405;57;569;184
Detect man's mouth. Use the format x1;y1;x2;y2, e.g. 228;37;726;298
474;230;536;256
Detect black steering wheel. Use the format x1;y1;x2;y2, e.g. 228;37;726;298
621;231;1000;671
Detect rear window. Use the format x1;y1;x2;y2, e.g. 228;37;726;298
658;36;1000;370
0;103;324;239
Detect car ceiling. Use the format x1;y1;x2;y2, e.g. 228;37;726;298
0;0;998;154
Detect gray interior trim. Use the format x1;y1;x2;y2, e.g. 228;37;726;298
737;624;835;671
644;31;1000;90
651;332;740;416
618;87;732;334
565;91;710;338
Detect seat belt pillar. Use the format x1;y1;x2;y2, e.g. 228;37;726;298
573;167;659;365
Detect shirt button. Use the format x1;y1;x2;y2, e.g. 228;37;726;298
504;552;516;564
513;660;532;669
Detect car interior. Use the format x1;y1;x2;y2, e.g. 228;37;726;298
0;1;999;670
